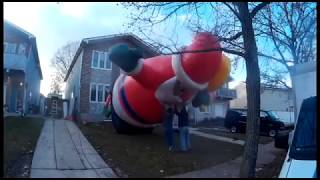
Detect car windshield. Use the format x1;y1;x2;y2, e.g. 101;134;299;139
267;111;279;119
289;97;317;160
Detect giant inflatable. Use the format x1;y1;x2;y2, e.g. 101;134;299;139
109;32;231;134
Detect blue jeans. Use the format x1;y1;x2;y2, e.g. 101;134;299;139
164;116;174;148
179;127;191;151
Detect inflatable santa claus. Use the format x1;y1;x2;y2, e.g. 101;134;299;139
109;32;231;134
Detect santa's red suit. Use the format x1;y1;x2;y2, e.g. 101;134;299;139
111;32;222;129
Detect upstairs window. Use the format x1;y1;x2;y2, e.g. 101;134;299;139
105;52;111;69
92;50;112;70
92;51;99;68
4;42;17;54
18;43;27;55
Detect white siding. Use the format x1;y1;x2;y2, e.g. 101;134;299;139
65;51;83;115
230;83;294;113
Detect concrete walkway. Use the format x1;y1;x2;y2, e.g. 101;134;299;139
169;134;285;178
30;118;117;178
189;129;245;145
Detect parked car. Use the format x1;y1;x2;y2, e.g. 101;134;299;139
277;96;317;178
224;109;288;137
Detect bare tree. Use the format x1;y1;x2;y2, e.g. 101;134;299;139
50;41;80;94
51;41;80;81
122;2;269;177
50;73;62;94
256;2;316;119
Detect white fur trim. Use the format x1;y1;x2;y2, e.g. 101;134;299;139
122;58;144;76
112;75;158;128
155;76;183;105
172;54;208;90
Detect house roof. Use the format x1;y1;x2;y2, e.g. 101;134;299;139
4;20;43;80
64;33;161;82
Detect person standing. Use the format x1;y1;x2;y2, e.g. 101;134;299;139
104;91;113;119
177;105;191;152
164;105;175;151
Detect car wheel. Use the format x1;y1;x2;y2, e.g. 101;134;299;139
268;129;277;137
231;126;237;133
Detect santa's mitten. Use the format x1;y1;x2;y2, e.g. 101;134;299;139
109;44;143;73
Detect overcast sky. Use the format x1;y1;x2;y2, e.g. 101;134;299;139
4;2;253;96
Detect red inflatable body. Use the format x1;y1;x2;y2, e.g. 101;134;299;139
111;32;223;131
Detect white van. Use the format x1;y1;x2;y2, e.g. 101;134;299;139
278;96;317;178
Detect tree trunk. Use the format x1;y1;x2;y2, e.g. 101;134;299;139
236;2;261;178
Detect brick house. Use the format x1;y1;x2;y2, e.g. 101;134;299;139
64;34;159;122
4;20;43;114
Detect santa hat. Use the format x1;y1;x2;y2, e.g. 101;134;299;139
172;32;222;90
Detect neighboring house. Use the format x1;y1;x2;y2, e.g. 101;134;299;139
3;20;43;114
289;61;316;124
189;77;237;123
64;33;159;122
39;93;45;115
230;82;294;123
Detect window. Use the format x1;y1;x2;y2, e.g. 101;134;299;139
4;42;7;52
18;43;27;55
104;85;110;101
90;83;110;102
5;42;17;54
92;51;99;68
199;105;209;113
92;50;112;70
289;97;316;160
99;52;105;68
90;84;96;101
105;53;111;69
97;85;104;102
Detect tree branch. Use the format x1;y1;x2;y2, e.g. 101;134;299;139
222;2;241;21
250;2;270;18
219;32;242;42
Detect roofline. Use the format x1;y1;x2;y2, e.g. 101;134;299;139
4;20;35;38
64;33;160;81
64;41;84;82
4;20;42;79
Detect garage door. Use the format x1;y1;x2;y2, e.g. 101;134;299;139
215;103;226;118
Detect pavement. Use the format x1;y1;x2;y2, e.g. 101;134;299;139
169;129;285;178
30;118;117;178
189;129;245;145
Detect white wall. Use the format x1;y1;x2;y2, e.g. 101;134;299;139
274;111;295;124
230;82;247;109
291;61;316;122
230;82;294;113
192;101;228;123
260;89;293;111
64;51;83;115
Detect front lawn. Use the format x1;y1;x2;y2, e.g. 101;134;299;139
4;116;45;178
78;121;244;178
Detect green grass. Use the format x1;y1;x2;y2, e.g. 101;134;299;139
198;129;274;144
78;121;244;178
4;116;45;178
